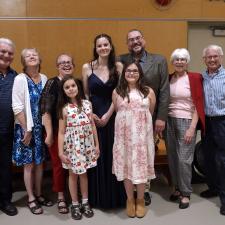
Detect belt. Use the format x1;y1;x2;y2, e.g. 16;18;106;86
206;115;225;121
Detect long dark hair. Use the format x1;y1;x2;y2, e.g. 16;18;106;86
116;62;149;102
92;33;118;82
58;75;83;119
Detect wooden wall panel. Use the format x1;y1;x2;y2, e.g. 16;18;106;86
0;21;28;72
26;0;202;18
1;0;224;77
26;0;225;19
24;20;187;77
202;1;225;18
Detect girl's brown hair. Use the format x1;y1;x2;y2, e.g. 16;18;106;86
116;62;149;102
57;75;84;119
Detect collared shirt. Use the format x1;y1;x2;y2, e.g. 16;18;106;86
202;66;225;116
139;51;147;69
131;50;147;69
0;68;17;133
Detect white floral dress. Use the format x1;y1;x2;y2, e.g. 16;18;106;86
62;100;97;174
113;89;155;184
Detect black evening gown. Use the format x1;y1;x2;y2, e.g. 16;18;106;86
88;73;126;209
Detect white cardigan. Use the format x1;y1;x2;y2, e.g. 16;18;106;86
12;73;47;132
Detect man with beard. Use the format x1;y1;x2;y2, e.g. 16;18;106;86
40;54;75;214
119;29;169;205
0;38;18;216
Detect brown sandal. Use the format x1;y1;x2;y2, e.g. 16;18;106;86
57;199;69;214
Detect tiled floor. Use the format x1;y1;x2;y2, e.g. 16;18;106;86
1;173;224;225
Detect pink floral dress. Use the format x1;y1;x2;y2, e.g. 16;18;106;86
62;100;97;174
113;89;155;184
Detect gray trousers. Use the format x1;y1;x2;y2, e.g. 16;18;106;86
165;117;196;196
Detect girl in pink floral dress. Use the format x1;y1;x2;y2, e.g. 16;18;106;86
112;62;156;218
58;75;99;220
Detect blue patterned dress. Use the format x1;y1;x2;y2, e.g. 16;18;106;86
12;77;45;166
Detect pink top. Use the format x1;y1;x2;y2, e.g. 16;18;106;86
169;73;195;119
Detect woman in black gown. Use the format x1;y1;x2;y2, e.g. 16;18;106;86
82;34;126;209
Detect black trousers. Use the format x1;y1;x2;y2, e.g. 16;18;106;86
0;132;14;203
202;117;225;206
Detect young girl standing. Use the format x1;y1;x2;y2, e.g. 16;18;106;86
112;62;156;218
58;75;99;220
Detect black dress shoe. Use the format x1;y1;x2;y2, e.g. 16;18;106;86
0;202;18;216
144;192;151;206
169;191;181;202
200;189;218;198
220;205;225;216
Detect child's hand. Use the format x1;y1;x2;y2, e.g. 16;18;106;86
59;153;71;165
93;114;102;127
98;113;110;127
95;146;100;159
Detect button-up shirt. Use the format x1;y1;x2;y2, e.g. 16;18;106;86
202;66;225;116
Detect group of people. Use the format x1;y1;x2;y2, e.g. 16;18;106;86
0;28;225;220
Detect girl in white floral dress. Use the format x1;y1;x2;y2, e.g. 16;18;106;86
112;62;156;218
58;75;99;220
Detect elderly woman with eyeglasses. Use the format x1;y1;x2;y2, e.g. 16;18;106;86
165;48;205;209
40;54;75;214
12;48;53;215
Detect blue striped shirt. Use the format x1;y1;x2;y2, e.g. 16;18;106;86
202;66;225;116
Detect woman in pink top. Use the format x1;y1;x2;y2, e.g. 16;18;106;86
165;48;205;209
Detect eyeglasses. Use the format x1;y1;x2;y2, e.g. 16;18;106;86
125;69;139;74
128;36;143;43
174;58;187;62
58;61;73;66
204;55;220;60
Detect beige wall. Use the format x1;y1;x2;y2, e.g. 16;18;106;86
0;0;225;77
188;23;225;73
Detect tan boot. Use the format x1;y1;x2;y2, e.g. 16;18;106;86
136;199;145;218
126;199;135;218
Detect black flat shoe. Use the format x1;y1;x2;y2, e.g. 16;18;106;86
144;192;151;206
0;202;18;216
169;191;181;202
200;189;218;198
179;196;190;209
220;205;225;216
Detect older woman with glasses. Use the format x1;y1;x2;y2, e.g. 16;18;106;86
12;48;53;215
165;48;205;209
40;54;75;214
